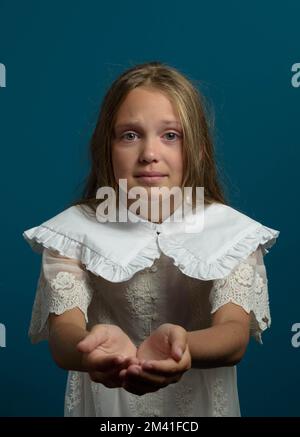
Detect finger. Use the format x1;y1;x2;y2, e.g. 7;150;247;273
141;356;188;374
118;361;142;382
140;363;184;379
88;352;137;373
88;353;124;372
169;327;187;361
125;365;179;386
119;368;127;379
77;328;109;353
89;370;122;388
117;356;138;369
127;356;140;366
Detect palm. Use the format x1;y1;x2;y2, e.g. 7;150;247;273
137;325;172;362
78;325;139;388
121;323;189;395
92;325;136;360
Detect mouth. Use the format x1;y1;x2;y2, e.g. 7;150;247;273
135;175;167;185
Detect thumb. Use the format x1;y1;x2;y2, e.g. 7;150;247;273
77;327;109;353
169;326;187;362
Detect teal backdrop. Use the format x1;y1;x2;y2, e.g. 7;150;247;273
0;0;298;416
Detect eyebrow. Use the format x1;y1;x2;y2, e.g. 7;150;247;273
114;120;182;131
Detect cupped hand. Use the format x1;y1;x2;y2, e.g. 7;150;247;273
77;324;139;388
119;323;191;396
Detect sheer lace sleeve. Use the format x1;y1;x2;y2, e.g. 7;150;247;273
28;248;94;344
209;246;271;344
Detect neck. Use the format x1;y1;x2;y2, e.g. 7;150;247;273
126;196;184;223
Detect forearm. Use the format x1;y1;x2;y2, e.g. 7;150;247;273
187;321;249;369
49;323;90;372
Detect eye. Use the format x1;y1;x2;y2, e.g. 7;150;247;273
120;131;182;142
164;132;181;141
121;132;138;141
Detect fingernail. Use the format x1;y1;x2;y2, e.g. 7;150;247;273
175;347;183;358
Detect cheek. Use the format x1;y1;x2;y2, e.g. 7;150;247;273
170;151;184;177
112;149;134;179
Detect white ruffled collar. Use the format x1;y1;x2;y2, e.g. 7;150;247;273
23;201;279;282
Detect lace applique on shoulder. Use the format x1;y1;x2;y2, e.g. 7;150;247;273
209;250;271;343
48;271;93;319
29;270;94;343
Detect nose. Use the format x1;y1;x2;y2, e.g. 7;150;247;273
138;136;160;163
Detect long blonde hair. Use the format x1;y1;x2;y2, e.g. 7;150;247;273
70;61;228;215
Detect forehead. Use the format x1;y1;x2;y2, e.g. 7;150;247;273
114;87;181;125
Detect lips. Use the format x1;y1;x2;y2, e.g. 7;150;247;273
135;173;167;185
135;172;167;177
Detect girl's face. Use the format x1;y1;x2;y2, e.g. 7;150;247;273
111;86;184;217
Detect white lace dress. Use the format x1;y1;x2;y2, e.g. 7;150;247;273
28;244;270;417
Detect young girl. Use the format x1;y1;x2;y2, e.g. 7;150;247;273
23;61;280;417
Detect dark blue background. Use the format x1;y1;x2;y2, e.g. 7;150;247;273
0;0;298;416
